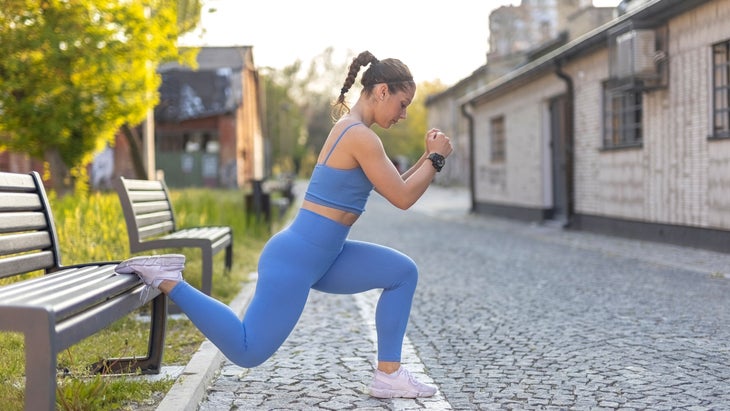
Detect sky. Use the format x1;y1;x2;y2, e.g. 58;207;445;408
178;0;622;86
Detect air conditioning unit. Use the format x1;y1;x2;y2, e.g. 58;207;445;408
613;29;659;79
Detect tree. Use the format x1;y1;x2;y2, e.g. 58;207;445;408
176;0;202;34
260;48;350;178
120;0;202;180
0;0;195;191
261;66;306;176
299;48;353;155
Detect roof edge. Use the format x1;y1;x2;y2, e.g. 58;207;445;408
464;0;710;106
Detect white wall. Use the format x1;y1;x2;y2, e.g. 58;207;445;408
472;75;566;209
568;0;730;231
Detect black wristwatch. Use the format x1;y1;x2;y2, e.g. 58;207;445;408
427;153;445;172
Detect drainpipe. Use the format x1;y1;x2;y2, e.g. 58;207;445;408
460;101;477;213
554;61;575;228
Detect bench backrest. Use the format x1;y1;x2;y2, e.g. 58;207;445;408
0;171;61;279
114;177;177;244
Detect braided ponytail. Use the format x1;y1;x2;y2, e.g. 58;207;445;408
332;51;379;119
331;50;415;121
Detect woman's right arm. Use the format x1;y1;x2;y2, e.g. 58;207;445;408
357;129;452;210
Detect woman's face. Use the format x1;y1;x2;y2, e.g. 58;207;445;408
376;86;415;129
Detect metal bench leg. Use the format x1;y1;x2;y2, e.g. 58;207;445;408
22;309;56;411
225;241;233;273
201;247;213;296
91;294;167;375
139;293;167;374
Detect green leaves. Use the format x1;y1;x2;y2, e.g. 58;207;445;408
0;0;194;180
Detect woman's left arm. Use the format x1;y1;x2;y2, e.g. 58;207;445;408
397;128;439;180
355;129;451;210
399;152;428;180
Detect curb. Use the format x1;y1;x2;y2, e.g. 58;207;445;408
155;279;256;411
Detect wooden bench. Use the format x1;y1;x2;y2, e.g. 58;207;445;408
113;176;232;296
0;171;167;411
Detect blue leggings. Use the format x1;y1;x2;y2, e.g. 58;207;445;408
168;209;418;368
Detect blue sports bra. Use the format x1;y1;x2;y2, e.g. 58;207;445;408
304;122;374;215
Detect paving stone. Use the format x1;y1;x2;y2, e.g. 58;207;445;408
192;186;730;410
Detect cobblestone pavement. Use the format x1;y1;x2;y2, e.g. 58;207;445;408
196;185;730;410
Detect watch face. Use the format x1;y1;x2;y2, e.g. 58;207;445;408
429;154;444;170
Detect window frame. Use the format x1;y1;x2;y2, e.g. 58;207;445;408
602;80;643;149
711;39;730;140
490;115;506;163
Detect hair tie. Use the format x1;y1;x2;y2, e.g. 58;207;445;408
340;87;348;95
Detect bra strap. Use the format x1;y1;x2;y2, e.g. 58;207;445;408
323;122;362;164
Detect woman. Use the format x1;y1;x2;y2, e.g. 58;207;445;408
116;50;452;399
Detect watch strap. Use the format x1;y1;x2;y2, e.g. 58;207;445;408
427;153;445;172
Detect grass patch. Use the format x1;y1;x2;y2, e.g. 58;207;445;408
0;187;276;410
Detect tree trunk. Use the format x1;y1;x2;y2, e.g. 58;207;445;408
44;148;72;195
121;123;148;179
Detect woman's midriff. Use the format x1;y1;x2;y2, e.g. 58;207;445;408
301;200;360;226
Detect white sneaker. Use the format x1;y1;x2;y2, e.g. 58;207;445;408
369;367;437;399
115;254;185;288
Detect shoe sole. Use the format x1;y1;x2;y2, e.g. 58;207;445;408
115;254;186;274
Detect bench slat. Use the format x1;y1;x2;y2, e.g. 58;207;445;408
138;221;176;240
0;251;55;279
0;192;43;212
52;275;140;320
122;179;165;191
0;264;115;300
0;264;143;321
0;264;109;302
0;212;48;233
132;201;172;216
26;271;136;320
165;226;231;241
135;210;175;229
0;172;35;191
129;191;169;203
0;232;52;256
156;228;232;255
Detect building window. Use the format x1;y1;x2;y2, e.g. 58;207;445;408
603;82;642;148
157;131;219;153
490;116;505;162
157;133;185;152
712;40;730;139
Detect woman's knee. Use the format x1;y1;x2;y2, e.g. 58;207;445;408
232;354;268;368
226;338;282;368
392;254;419;288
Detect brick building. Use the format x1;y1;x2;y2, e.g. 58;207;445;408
150;46;264;188
426;0;614;188
429;0;730;252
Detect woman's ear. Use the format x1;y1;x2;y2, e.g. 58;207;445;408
375;83;388;101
